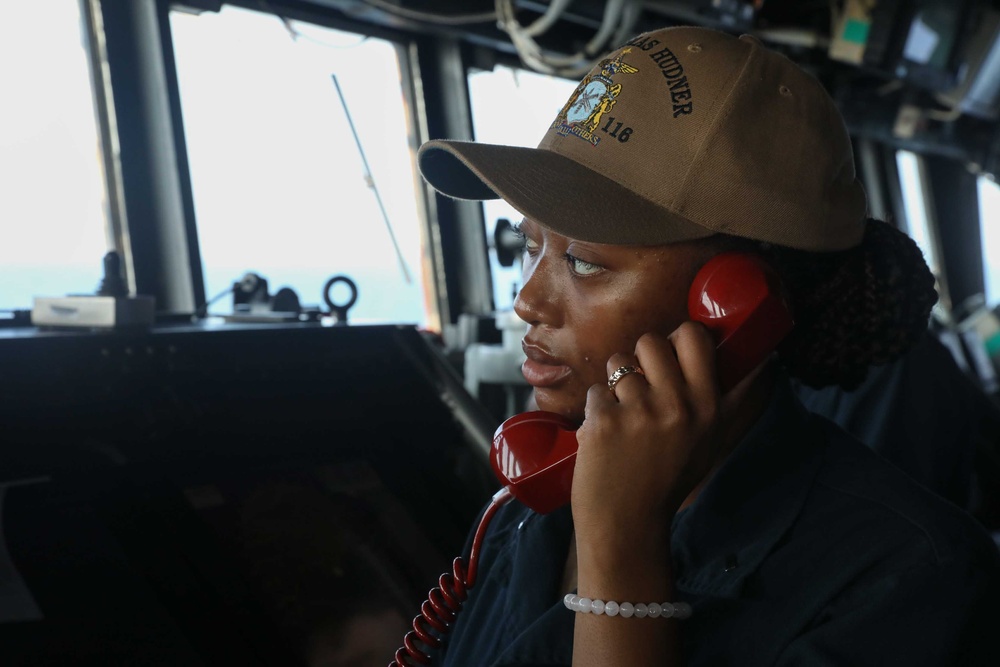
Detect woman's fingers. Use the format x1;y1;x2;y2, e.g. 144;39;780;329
574;325;735;532
605;352;647;402
621;335;684;396
583;377;617;420
601;325;720;410
660;322;720;406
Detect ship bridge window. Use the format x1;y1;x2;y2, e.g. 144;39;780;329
467;65;578;311
170;6;430;326
0;0;110;311
978;175;1000;308
896;150;946;301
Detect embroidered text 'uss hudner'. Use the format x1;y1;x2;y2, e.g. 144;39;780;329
627;35;695;118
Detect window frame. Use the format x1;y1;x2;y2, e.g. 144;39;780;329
896;149;951;310
97;0;489;330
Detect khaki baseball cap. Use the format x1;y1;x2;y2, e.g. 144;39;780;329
418;26;867;252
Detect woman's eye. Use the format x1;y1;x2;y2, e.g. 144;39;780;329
566;254;602;276
511;224;539;253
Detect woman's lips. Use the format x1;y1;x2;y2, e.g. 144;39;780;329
521;342;572;388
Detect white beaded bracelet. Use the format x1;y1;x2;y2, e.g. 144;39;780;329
563;594;692;619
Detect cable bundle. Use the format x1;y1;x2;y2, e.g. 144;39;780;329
495;0;644;78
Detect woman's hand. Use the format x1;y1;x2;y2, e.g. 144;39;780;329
568;322;752;667
571;322;750;550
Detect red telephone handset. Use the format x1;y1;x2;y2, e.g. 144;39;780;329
490;252;794;515
391;253;793;666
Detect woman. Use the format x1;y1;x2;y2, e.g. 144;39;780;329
417;26;1000;666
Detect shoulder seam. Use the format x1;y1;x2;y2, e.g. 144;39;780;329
816;477;944;564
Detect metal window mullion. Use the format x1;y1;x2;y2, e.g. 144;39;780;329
98;0;202;314
411;35;495;328
914;153;952;312
80;0;133;293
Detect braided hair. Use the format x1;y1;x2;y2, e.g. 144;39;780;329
711;219;938;390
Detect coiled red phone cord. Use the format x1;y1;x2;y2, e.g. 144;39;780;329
390;487;513;666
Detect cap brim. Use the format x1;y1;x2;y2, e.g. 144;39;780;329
417;140;714;246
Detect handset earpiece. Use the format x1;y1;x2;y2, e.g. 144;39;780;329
687;253;794;392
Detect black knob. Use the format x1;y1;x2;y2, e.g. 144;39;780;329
96;251;127;297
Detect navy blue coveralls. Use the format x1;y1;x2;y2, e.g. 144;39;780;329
439;378;1000;666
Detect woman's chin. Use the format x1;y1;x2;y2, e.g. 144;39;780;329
532;388;585;425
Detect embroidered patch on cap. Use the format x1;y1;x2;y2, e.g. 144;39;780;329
550;49;639;146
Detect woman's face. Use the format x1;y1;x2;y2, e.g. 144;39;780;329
513;218;714;425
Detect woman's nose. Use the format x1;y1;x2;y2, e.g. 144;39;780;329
513;254;559;327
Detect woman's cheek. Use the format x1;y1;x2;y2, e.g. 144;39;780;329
574;347;606;387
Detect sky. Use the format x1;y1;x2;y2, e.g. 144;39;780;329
0;0;108;304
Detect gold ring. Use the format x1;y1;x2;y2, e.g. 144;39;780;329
607;365;644;396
